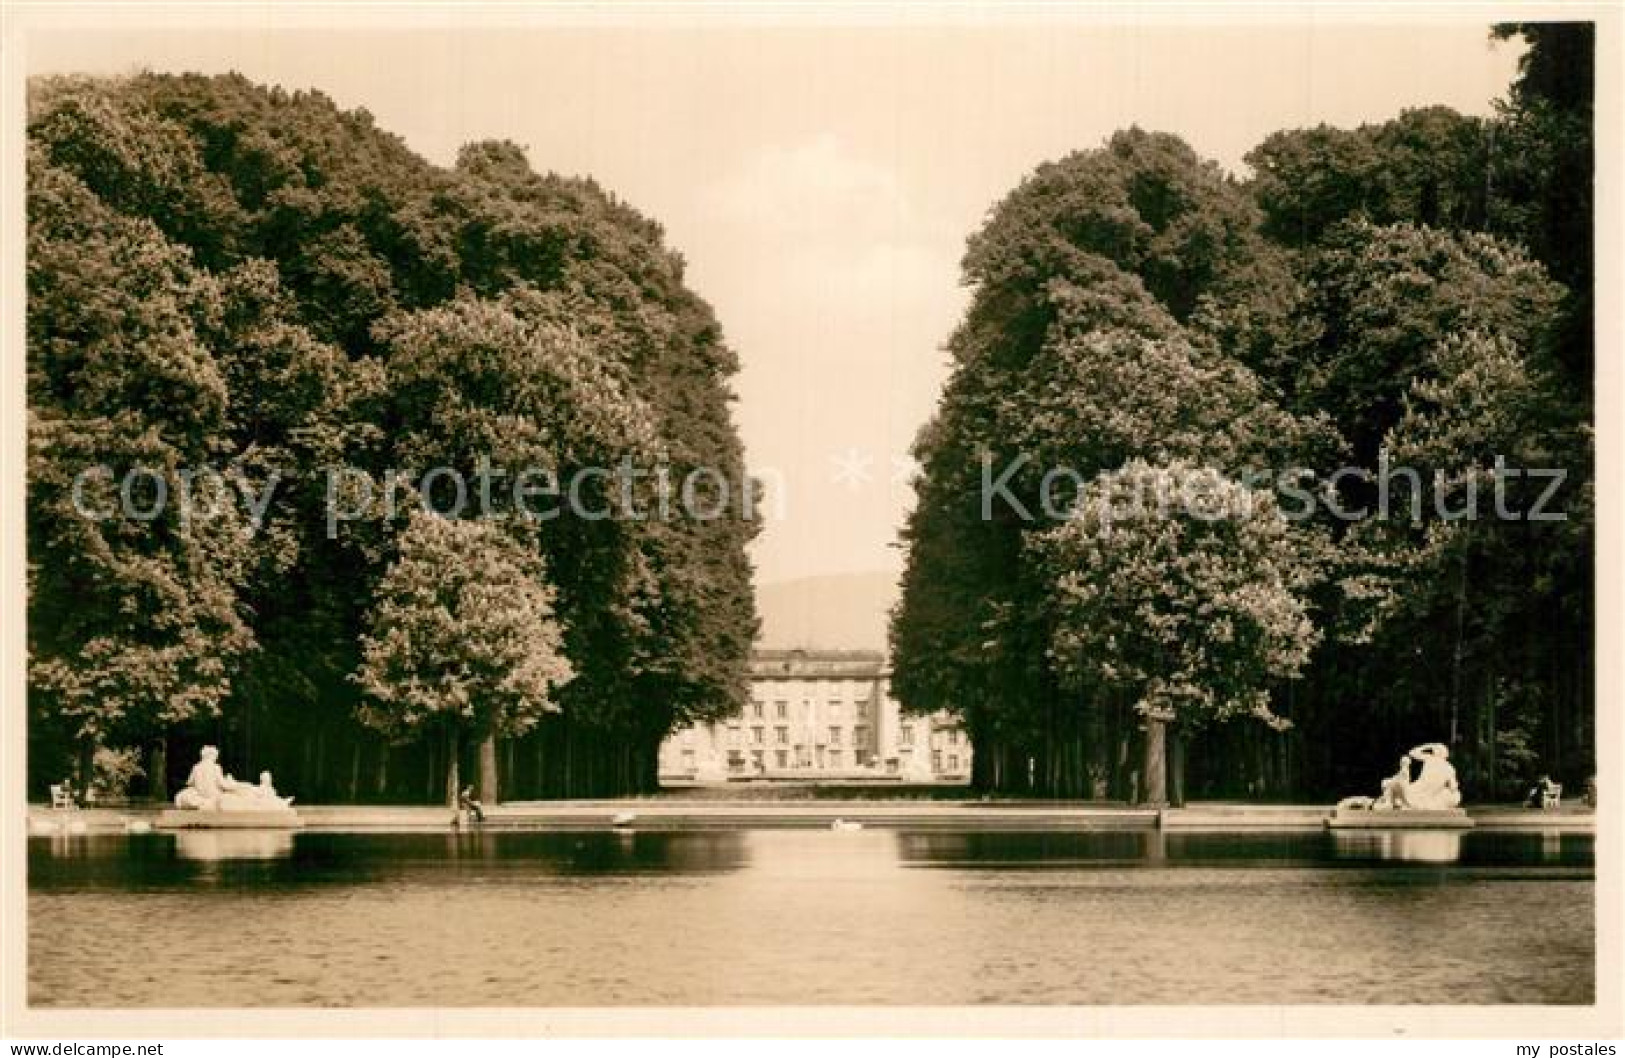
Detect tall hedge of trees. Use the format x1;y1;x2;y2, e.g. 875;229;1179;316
27;72;757;803
891;23;1593;802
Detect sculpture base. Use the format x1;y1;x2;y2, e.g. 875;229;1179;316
1326;807;1474;830
155;809;304;830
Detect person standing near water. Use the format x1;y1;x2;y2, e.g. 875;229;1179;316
457;785;485;825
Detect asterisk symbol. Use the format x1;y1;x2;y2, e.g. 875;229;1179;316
829;447;876;490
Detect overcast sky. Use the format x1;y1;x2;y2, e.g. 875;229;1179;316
32;22;1524;586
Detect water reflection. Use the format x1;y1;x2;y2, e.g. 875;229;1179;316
896;828;1589;868
734;828;903;878
29;829;753;893
1330;829;1462;864
175;830;296;863
897;829;1335;866
28;827;1595;1007
897;830;1154;866
419;832;754;871
41;831;94;860
31;827;1592;887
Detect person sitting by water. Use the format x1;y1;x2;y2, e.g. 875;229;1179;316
458;785;485;824
1525;775;1558;810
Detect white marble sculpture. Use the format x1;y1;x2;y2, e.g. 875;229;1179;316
218;770;295;812
174;748;294;811
1405;743;1462;810
1336;743;1462;813
173;746;225;810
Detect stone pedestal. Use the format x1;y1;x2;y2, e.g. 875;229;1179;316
1326;807;1474;830
155;809;304;830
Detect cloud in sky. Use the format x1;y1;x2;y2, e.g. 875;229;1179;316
707;133;913;234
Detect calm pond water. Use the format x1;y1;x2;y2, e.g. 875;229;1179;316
30;828;1593;1006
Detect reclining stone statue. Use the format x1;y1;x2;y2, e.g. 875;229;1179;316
174;747;295;812
1336;743;1462;813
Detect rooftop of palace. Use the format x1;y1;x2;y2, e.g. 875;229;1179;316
749;648;887;678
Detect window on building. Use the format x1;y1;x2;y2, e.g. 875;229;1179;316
753;703;763;719
775;750;788;768
948;754;959;772
751;750;765;770
901;726;914;747
775;701;787;719
933;751;943;772
752;727;764;745
776;727;788;745
829;726;841;745
855;725;868;746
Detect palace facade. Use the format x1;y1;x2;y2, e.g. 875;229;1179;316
657;649;971;782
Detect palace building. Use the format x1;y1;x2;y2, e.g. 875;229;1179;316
657;649;971;782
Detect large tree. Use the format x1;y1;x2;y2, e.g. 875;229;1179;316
892;130;1324;797
26;73;756;801
26;144;257;796
1032;462;1321;804
895;28;1593;800
356;512;572;806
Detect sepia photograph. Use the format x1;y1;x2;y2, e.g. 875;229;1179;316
1;0;1618;1046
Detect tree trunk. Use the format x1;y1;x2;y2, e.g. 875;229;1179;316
1168;725;1186;808
1112;704;1134;802
76;738;96;796
444;725;462;809
426;736;437;801
313;728;326;804
1141;715;1168;807
1450;557;1467;745
148;736;169;804
478;731;500;805
1086;692;1110;799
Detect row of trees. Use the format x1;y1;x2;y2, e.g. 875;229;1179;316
890;23;1594;802
27;72;758;804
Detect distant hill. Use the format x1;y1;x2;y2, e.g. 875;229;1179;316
755;571;899;651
